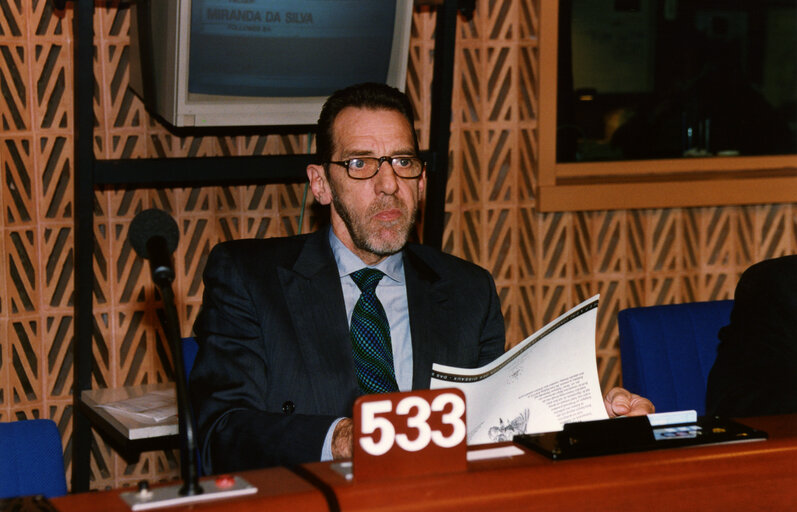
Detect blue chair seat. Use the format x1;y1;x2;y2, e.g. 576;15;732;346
618;300;733;415
0;419;67;498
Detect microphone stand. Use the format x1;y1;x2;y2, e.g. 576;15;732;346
148;236;202;497
120;214;257;509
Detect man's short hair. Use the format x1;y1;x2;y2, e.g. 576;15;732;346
316;82;419;164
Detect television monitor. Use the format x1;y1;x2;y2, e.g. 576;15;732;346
129;0;413;127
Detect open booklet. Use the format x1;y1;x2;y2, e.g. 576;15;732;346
430;294;608;445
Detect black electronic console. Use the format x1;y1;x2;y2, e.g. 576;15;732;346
514;410;768;460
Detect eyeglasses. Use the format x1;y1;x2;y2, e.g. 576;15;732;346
327;156;425;180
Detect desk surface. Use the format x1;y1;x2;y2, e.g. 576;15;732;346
52;415;797;512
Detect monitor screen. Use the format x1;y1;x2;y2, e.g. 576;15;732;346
130;0;412;127
188;0;396;97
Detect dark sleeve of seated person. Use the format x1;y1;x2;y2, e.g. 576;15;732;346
705;255;797;417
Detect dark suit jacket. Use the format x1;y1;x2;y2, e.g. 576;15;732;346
190;228;505;473
705;255;797;417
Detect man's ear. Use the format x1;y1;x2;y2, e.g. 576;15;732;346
307;164;332;205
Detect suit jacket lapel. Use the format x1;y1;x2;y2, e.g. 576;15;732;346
405;247;448;390
278;235;456;403
279;229;360;412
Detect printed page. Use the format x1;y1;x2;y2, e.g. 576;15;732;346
431;295;608;445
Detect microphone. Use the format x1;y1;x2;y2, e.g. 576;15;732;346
127;209;202;497
128;208;180;286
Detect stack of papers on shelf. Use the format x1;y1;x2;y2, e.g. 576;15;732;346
98;388;177;423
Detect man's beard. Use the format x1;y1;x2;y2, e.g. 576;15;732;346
329;183;417;257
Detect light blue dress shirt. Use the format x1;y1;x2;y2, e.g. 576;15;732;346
321;228;414;460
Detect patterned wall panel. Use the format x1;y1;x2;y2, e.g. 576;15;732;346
5;227;38;315
0;40;29;132
44;313;72;398
3;138;36;225
0;314;5;411
7;315;40;408
1;0;795;492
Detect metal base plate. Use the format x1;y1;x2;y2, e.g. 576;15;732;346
119;476;257;510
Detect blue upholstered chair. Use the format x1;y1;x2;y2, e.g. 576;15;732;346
181;336;202;475
618;300;734;415
182;336;199;376
0;419;67;498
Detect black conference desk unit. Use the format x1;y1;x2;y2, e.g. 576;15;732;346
52;414;797;512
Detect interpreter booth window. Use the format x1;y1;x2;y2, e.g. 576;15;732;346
556;0;797;164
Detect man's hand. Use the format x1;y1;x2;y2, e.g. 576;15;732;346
331;418;354;459
603;387;655;418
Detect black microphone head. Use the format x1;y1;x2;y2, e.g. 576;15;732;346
128;208;179;259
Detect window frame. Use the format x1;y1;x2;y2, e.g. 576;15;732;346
537;0;797;212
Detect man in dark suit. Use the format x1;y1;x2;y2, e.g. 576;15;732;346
191;83;653;474
706;255;797;417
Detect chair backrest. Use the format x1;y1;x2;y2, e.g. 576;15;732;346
618;300;734;415
182;336;199;376
181;336;203;476
0;419;67;498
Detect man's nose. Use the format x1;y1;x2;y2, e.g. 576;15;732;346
373;159;399;194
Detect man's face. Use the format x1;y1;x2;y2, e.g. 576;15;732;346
309;107;426;265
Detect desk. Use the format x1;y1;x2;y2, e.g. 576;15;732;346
303;415;797;511
52;415;796;511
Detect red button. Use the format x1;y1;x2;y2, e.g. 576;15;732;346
215;474;236;489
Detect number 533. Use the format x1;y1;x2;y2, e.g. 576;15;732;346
355;389;467;456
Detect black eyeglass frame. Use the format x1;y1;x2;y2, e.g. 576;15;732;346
327;156;426;180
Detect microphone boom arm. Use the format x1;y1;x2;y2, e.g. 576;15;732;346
156;277;203;496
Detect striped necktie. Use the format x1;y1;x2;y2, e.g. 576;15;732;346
349;268;399;394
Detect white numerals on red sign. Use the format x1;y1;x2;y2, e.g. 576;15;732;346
359;392;466;456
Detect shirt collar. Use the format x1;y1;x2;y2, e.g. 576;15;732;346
329;227;404;284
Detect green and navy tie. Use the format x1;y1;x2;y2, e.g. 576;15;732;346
350;268;399;394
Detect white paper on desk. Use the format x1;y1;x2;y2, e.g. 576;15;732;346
98;388;177;423
431;295;608;445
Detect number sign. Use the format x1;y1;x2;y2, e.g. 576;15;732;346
353;388;467;481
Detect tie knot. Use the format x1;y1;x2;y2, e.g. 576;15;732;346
351;268;384;293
